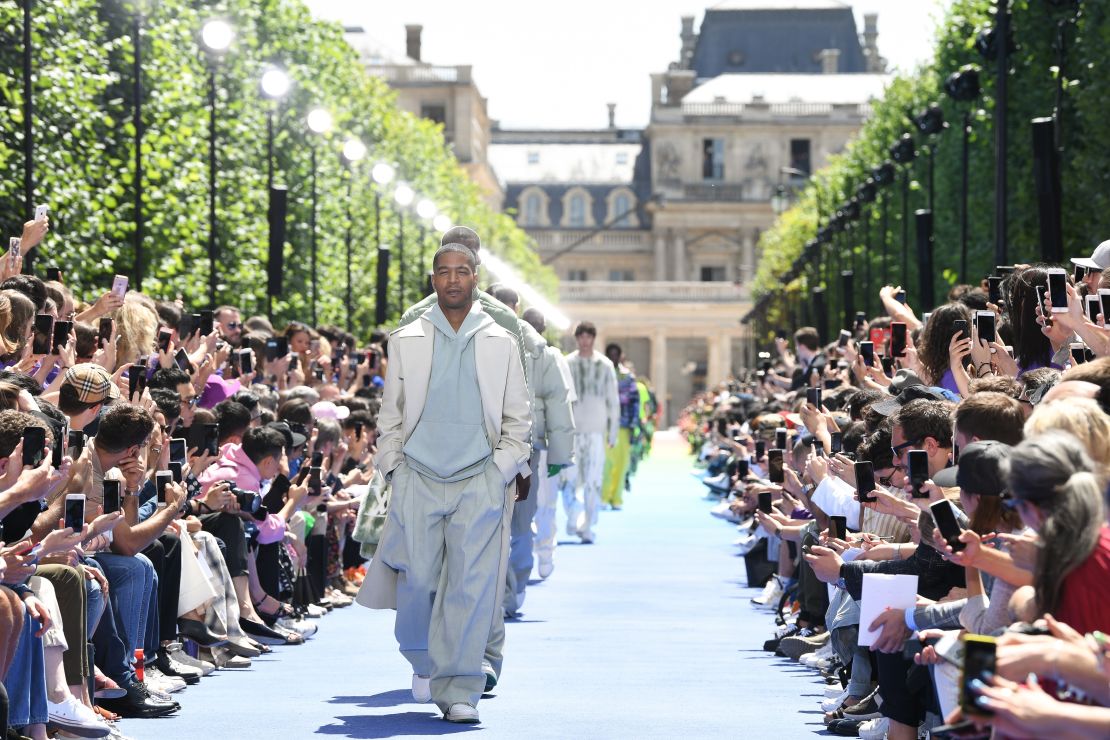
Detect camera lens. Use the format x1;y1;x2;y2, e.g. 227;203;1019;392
232;488;261;513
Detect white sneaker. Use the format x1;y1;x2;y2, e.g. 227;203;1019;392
411;674;431;703
444;702;480;723
482;660;497;691
802;641;835;668
752;575;783;606
305;603;327;618
277;617;318;638
537;558;554;579
858;717;889;740
144;666;186;694
821;688;849;712
47;694;110;738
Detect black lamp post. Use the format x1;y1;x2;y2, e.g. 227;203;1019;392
371;162;395;326
341;138;367;332
913;104;945;212
945;66;981;283
890;135;917;288
394;183;415;311
200;18;234;307
872;161;896;287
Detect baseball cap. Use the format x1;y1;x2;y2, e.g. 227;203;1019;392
932;440;1012;495
1070;239;1110;271
199;375;241;410
871;385;951;417
311;400;350;421
63;364;120;405
266;421;307;450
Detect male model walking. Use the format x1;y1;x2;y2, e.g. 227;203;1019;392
557;321;619;543
360;244;531;724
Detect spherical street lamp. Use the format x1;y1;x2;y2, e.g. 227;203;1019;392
372;162;395;186
306;107;333;135
200;19;234;53
416;199;436;220
342;137;367;163
394;183;414;207
433;214;452;233
260;66;291;99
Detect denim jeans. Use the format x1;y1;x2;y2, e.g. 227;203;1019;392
3;605;47;727
93;552;155;657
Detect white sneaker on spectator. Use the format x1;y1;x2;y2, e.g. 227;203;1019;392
106;725;136;740
858;717;889;740
821;688;849;713
537;557;554;579
47;694;110;738
801;641;835;668
751;575;783;606
411;674;431;703
277;616;318;638
145;666;186;694
305;603;327;618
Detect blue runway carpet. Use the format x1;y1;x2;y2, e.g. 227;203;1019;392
119;431;822;738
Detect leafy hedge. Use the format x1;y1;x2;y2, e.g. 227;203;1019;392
0;0;553;337
751;0;1109;338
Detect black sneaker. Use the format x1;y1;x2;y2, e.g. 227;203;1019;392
827;718;863;737
763;623;799;652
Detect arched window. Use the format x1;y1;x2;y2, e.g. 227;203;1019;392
606;188;639;228
568;194;586;227
524;194;541;226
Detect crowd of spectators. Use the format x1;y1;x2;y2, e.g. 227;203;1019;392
681;248;1110;739
0;213;387;740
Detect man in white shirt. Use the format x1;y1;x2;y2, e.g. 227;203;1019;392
557;321;619;543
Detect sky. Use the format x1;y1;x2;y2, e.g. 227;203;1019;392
304;0;957;130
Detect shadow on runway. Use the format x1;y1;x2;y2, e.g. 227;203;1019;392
330;690;413;708
317;712;481;738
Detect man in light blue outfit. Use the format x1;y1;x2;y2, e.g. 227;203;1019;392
363;244;532;724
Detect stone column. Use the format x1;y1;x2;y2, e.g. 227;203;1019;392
707;334;722;388
741;233;755;284
673;231;687;281
651;329;668;427
653;231;667;281
720;334;733;380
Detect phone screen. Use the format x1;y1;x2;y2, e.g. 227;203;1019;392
169;438;187;464
767;450;784;484
45;266;61;282
960;636;997;716
907;450;929;497
859;341;875;367
775;428;788;450
735;458;749;479
1085;295;1100;322
838;330;851;348
156;472;173;506
931;500;965;551
1073;263;1087;284
103;480;121;515
890;322;907;358
158;329;173;353
111;274;129;297
1047;270;1067;311
975;312;996;344
1099;291;1110;324
32;314;54;355
51;425;67;469
830;515;847;541
64;496;85;531
98;317;113;347
239;349;253;375
755;440;766;460
204;424;220;456
806;388;822;408
174;348;190;371
312;451;324;468
813;440;825;457
22;426;46;467
309;466;323;495
854;460;876;503
952;319;969;341
52;320;72;354
757;491;773;514
68;430;85;457
830;431;843;454
169;461;184;484
895;289;907;304
1071;343;1086;365
987;276;1002;305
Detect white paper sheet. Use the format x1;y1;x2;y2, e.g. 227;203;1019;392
858;573;919;647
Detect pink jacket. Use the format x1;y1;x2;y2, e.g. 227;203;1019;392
198;443;285;545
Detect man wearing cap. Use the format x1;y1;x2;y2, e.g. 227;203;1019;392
56;363;120;432
360;244;531;725
1070;238;1110;296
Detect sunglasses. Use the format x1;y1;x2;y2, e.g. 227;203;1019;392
225;322;241;330
891;438;921;461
